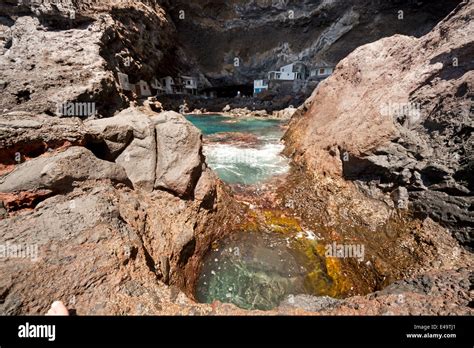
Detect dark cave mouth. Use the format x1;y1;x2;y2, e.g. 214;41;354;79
201;84;254;98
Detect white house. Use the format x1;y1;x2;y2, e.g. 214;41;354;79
151;78;166;94
159;76;174;94
253;79;269;95
310;66;334;78
137;80;152;97
181;75;198;95
268;62;307;81
117;72;132;91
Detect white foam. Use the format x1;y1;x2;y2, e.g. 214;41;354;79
204;142;290;184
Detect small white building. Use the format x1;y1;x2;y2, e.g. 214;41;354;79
310;66;334;78
159;76;175;94
151;78;166;94
253;79;269;95
268;62;306;81
181;75;198;95
137;80;152;97
117;72;132;91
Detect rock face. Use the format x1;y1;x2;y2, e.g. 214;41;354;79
284;2;473;249
0;106;245;315
167;0;461;86
154;111;204;196
0;0;472;317
0;146;130;200
0;0;188;117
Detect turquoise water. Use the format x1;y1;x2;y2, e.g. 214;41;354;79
186;114;283;136
195;231;313;310
186;114;289;185
188;114;319;311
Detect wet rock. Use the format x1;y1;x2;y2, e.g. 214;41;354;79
279;295;341;312
316;268;472;315
272;106;297;120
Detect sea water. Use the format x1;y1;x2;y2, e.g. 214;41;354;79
186;114;289;185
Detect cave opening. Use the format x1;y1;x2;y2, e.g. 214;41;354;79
202;84;254;98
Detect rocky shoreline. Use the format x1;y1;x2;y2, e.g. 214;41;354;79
0;0;472;315
189;106;297;120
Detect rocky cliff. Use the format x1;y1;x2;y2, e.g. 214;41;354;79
0;0;471;316
284;1;473;250
0;106;247;315
167;0;462;86
0;0;188;117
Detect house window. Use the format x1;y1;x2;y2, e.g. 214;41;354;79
319;68;325;74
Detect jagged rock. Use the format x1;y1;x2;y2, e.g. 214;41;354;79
272;106;297;120
0;1;187;117
318;268;472;315
169;0;460;86
0;185;197;315
0;112;87;174
0;200;7;219
87;108;157;191
284;2;474;249
194;168;217;206
84;119;134;160
0;15;119;117
391;187;409;209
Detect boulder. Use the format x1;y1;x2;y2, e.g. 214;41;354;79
87;107;204;197
86;108;156;191
0;147;130;194
153;111;203;197
272;106;297;120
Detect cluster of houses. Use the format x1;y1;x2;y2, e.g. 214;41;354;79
253;61;335;95
116;60;335;99
117;72;200;98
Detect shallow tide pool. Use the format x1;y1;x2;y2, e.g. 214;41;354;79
187;114;338;311
195;231;330;310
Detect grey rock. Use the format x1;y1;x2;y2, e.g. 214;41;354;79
86;108;205;196
153;111;203;197
0;147;130;193
0;201;7;219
